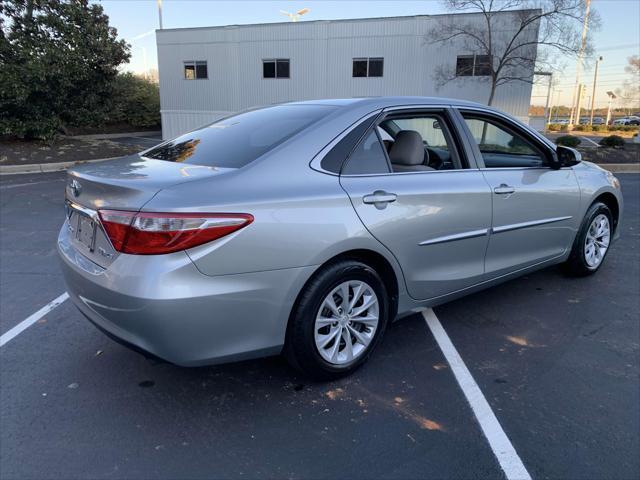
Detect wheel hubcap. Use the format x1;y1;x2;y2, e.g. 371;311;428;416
584;214;610;268
314;280;379;365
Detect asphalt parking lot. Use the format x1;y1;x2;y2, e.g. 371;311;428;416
109;133;164;149
0;172;638;480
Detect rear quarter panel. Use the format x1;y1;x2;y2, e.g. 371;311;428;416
140;118;408;299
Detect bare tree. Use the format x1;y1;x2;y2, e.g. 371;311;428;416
615;55;640;112
425;0;598;106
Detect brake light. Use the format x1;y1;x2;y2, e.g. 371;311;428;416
98;210;253;255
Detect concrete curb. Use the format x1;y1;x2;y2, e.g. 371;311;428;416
2;159;638;176
63;131;161;140
0;157;119;176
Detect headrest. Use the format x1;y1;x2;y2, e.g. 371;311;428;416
389;130;425;166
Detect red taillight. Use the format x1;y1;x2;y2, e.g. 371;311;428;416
98;210;254;255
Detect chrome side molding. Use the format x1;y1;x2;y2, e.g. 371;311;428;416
419;228;489;246
492;216;573;234
419;216;573;246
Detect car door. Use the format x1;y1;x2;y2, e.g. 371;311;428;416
338;108;492;301
456;109;581;277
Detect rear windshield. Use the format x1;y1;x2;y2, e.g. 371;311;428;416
143;104;336;168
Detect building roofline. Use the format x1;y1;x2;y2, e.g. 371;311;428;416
155;9;541;34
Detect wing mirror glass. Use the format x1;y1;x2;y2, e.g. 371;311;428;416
554;146;582;168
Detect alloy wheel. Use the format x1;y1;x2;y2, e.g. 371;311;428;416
314;280;379;365
584;214;610;268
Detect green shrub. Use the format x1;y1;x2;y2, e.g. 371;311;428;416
0;1;130;140
547;124;560;131
560;125;569;132
574;125;585;131
556;135;581;147
599;135;625;148
105;73;160;128
592;125;605;132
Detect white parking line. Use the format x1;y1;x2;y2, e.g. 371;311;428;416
0;179;65;190
581;136;600;147
0;293;69;347
423;309;532;480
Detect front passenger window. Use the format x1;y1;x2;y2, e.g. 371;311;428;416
462;116;546;168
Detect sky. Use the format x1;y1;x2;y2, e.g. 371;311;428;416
97;0;640;108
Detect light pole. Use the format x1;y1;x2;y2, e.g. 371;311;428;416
590;56;603;126
157;0;163;29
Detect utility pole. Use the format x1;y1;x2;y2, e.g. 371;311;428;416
569;0;591;127
575;83;586;125
550;89;562;123
535;71;553;132
589;56;603;125
157;0;163;29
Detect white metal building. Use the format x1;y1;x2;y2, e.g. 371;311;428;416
156;12;538;139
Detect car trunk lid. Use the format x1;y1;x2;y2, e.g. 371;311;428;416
64;155;236;268
65;155;233;210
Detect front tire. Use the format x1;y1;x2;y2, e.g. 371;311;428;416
564;202;613;276
284;260;389;380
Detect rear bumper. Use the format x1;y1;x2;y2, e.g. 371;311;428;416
57;223;316;366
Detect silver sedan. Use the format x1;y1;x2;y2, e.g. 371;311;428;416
58;97;623;378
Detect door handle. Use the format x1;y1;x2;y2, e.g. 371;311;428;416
363;190;397;209
493;184;515;195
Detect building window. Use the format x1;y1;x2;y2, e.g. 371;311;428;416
353;57;384;77
456;55;492;77
263;59;290;78
184;61;208;80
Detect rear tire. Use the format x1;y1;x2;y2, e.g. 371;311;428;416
564;202;613;276
284;260;389;380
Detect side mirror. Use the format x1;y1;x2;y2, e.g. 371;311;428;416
554;146;582;168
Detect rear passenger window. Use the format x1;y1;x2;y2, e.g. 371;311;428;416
342;130;390;175
378;113;463;172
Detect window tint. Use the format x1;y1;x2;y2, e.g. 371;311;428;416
474;55;491;76
368;58;384;77
352;58;368;77
263;61;276;78
320;115;378;173
263;59;290;78
462;116;546;168
144;105;336;168
352;57;384;77
276;59;290;78
456;56;474;76
455;55;491;77
342;130;390;175
184;61;207;79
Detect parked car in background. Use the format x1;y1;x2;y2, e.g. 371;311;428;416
58;97;624;378
612;116;640;126
553;118;570;125
578;117;605;126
